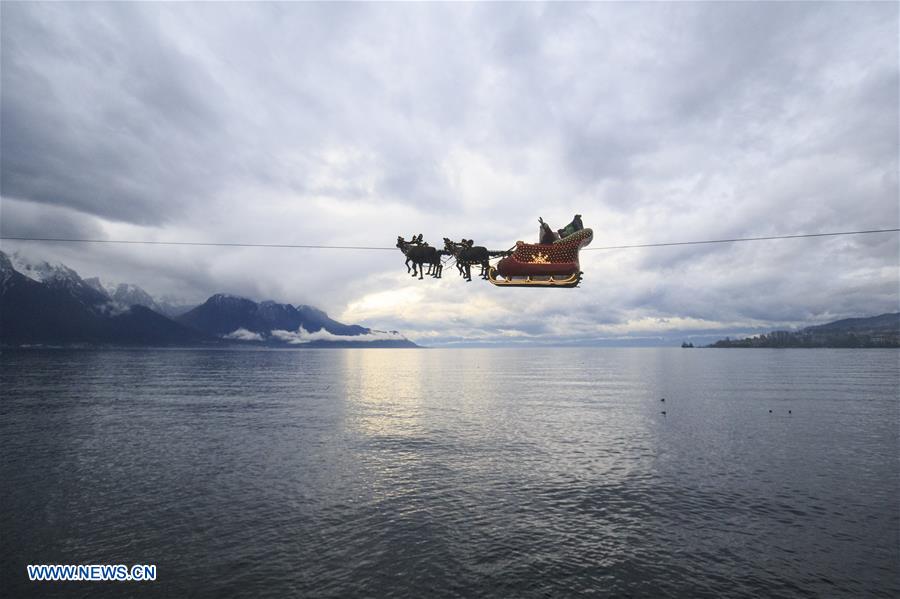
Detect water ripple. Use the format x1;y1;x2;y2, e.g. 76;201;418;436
1;348;897;598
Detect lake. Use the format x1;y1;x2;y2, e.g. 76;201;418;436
1;348;898;597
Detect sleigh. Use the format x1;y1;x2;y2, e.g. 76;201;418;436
488;228;593;288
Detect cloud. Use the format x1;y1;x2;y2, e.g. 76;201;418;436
223;328;263;342
0;197;106;240
270;326;406;345
1;2;897;344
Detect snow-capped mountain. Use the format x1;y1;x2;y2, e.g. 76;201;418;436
8;251;80;284
83;277;108;295
0;251;206;346
7;251;109;310
111;282;157;309
7;253;197;318
104;282;195;317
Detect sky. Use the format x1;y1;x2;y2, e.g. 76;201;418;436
1;1;898;346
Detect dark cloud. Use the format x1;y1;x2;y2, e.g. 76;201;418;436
0;198;104;241
1;3;233;225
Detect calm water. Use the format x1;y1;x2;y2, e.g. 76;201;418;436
1;348;898;598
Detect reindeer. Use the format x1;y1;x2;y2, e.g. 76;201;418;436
443;238;490;281
425;246;444;279
397;234;417;274
442;237;467;278
412;234;443;278
417;234;441;277
397;234;443;280
411;234;443;277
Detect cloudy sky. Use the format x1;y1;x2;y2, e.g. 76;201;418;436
1;2;897;345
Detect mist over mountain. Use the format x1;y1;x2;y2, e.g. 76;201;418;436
178;295;369;338
79;276;195;318
176;294;413;347
0;251;416;348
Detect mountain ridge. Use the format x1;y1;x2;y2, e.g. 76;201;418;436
0;251;417;348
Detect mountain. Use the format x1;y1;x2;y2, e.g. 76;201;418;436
82;276;195;318
8;252;110;309
0;251;417;348
105;283;195;318
177;294;258;336
177;294;416;347
708;313;900;348
1;252;107;344
293;304;369;337
105;305;209;345
177;295;368;337
0;251;207;346
8;253;196;317
804;313;900;334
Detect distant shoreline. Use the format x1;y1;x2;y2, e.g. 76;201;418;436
704;313;899;349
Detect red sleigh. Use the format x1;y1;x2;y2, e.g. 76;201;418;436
488;228;593;288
